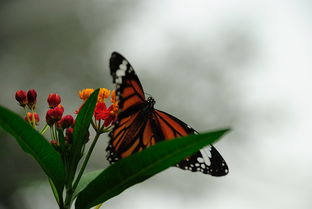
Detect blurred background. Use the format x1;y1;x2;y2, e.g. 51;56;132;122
1;0;312;208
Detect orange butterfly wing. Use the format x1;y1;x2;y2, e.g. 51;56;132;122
109;52;145;115
107;52;153;161
153;110;228;176
107;52;228;176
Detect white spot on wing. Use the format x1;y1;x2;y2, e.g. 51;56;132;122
200;146;212;166
116;77;122;84
197;157;204;163
117;68;126;76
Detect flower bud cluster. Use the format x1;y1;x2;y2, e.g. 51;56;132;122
15;90;84;151
15;89;39;126
15;89;37;108
15;87;118;153
44;94;79;149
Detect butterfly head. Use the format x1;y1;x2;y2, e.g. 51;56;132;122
147;97;155;108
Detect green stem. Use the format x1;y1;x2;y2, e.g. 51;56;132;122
64;185;73;209
54;126;58;142
91;120;97;130
64;155;73;208
72;132;101;192
50;126;55;140
63;132;101;208
40;124;49;134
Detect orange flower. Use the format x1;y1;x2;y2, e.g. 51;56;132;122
98;88;111;102
79;88;94;100
110;103;119;115
110;90;118;104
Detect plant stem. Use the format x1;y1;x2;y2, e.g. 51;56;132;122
64;152;74;209
72;132;101;192
40;124;49;134
91;120;97;130
63;132;101;208
95;203;103;209
50;126;55;140
64;185;73;209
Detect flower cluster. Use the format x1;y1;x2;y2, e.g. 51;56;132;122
15;89;39;127
13;86;120;209
45;93;77;147
15;90;77;149
15;87;118;151
77;88;118;133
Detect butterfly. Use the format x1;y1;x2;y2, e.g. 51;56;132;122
106;52;228;176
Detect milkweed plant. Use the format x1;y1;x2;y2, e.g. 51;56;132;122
0;87;230;209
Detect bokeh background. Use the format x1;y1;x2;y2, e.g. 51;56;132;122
1;0;312;208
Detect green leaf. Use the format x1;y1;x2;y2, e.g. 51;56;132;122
0;105;65;195
69;89;99;180
57;129;65;153
48;178;60;205
73;169;104;198
75;128;230;209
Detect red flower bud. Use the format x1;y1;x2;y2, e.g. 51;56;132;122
58;115;74;129
50;139;59;150
65;127;88;144
46;107;64;126
24;112;40;125
65;127;74;144
47;93;61;108
56;104;64;113
15;90;28;107
46;110;55;126
27;89;37;109
71;119;75;128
